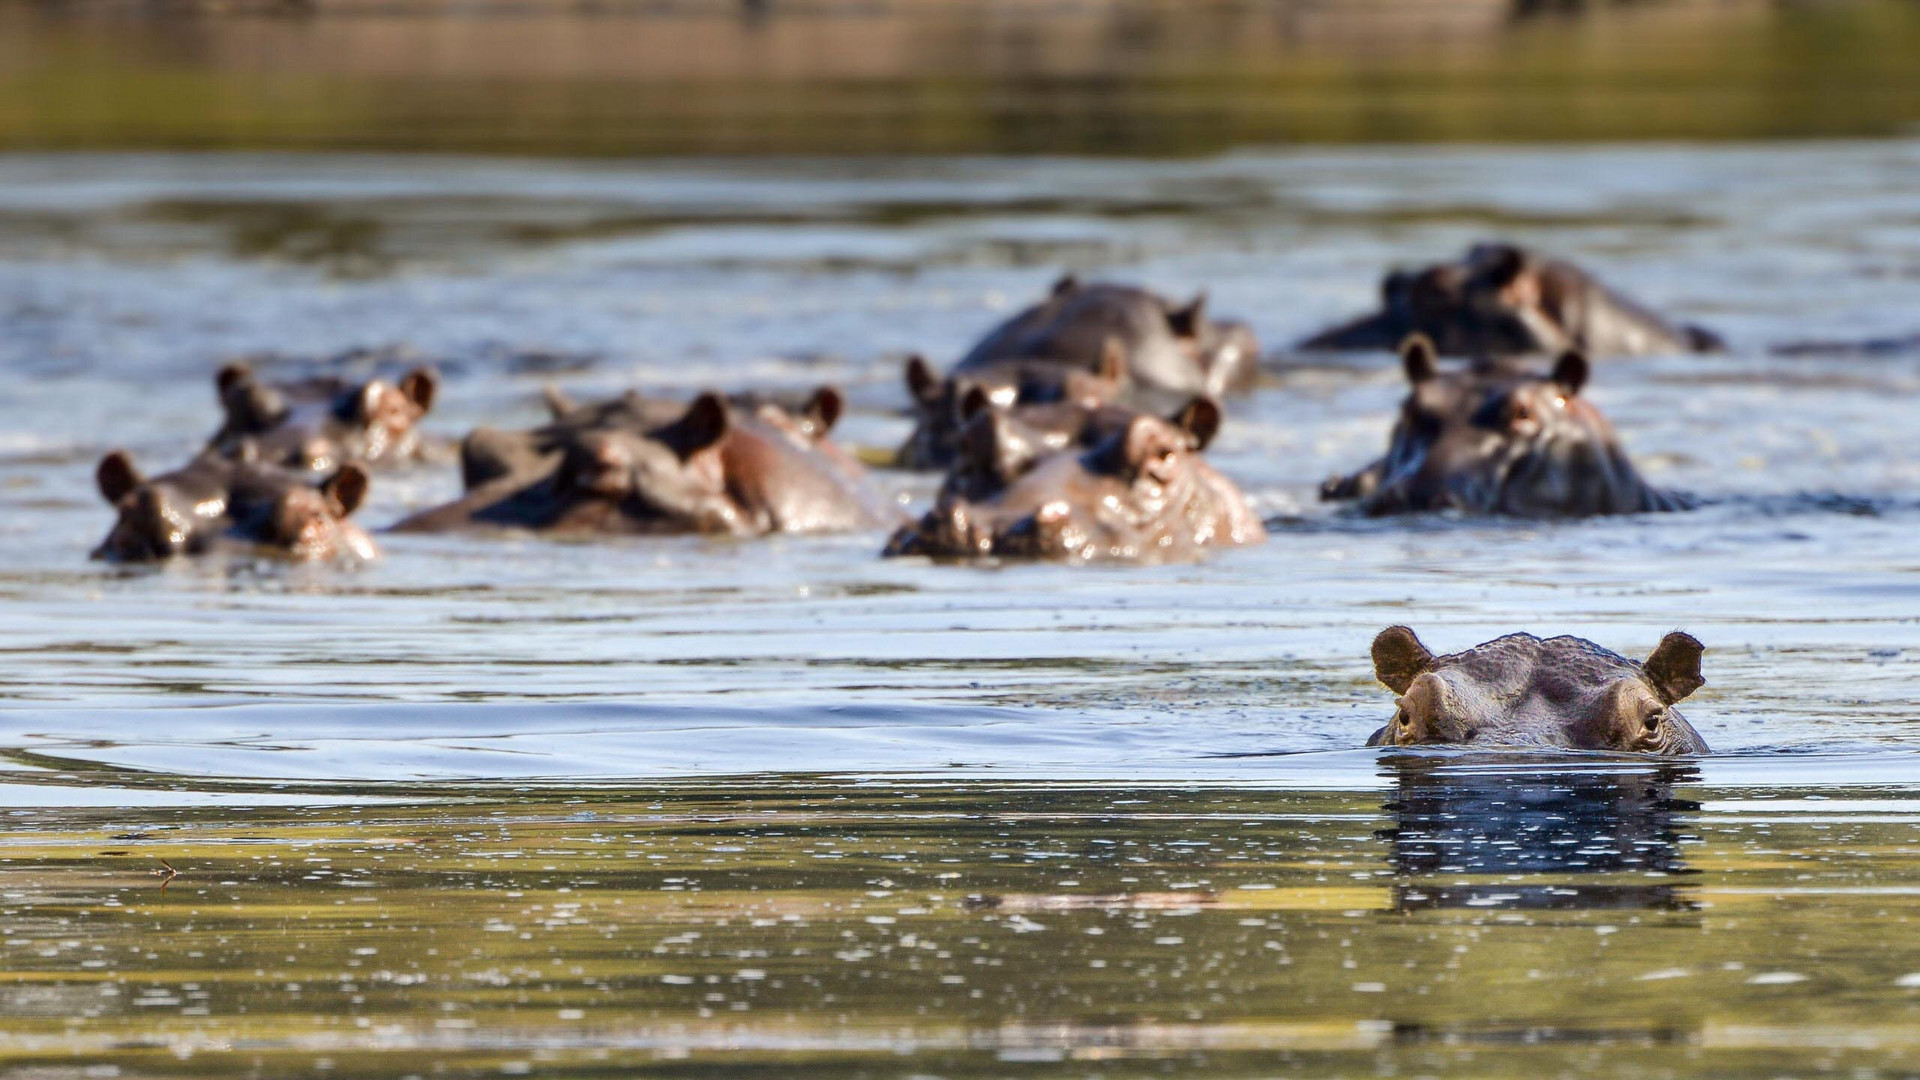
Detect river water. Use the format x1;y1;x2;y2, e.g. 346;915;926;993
3;142;1920;1076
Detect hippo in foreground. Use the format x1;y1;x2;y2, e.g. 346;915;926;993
395;387;897;537
1300;243;1723;358
209;362;440;472
956;275;1261;399
1366;626;1709;754
93;449;376;563
884;409;1263;563
1323;336;1687;517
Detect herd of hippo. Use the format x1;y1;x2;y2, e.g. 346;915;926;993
93;242;1729;755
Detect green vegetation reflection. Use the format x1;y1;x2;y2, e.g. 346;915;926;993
2;1;1918;155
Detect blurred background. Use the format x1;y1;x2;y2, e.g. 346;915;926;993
5;0;1918;156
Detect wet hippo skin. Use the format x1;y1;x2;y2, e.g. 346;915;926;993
1300;242;1724;359
883;407;1263;563
1365;626;1710;755
957;275;1260;398
395;387;897;537
1323;335;1688;517
896;342;1130;472
937;392;1222;504
93;448;376;563
209;362;440;472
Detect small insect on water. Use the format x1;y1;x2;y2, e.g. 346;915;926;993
153;858;179;892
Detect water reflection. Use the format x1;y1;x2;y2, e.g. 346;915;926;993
1379;755;1701;913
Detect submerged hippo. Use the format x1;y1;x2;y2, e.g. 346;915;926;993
1365;626;1710;755
896;345;1127;471
209;362;440;472
938;393;1222;503
956;275;1261;399
395;387;897;537
883;409;1263;563
93;448;376;562
1323;335;1686;516
1300;243;1723;358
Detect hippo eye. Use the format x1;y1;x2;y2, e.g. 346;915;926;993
1643;706;1665;732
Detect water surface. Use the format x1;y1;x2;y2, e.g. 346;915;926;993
3;142;1920;1075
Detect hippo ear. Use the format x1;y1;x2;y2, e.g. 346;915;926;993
1643;632;1705;705
1478;244;1530;288
1371;625;1434;694
322;464;370;518
399;367;438;413
1171;396;1222;451
1051;273;1080;297
803;386;844;436
904;355;940;407
1096;336;1127;383
959;384;993;423
1399;334;1438;384
1166;292;1207;340
216;362;252;398
1550;350;1590;397
543;385;577;419
666;392;730;460
96;451;143;505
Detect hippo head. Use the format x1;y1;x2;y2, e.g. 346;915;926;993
549;393;743;534
93;451;232;561
1365;626;1710;755
1305;245;1569;356
942;394;1221;502
340;366;438;463
1376;246;1568;357
214;363;438;470
1343;335;1676;517
897;345;1124;470
232;460;376;561
93;449;374;562
886;406;1238;562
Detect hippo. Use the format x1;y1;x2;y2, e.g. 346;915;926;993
1322;335;1687;516
938;393;1222;503
956;275;1261;399
1299;243;1724;358
395;387;898;537
883;409;1264;563
208;362;439;472
896;345;1128;471
93;448;376;562
1365;626;1710;755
